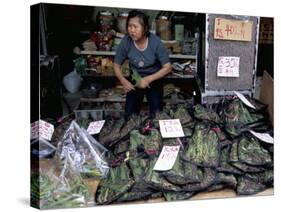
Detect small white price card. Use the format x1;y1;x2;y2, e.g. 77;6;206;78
153;145;180;171
159;119;184;138
217;56;240;77
250;130;274;144
234;91;256;109
31;120;54;141
87;120;105;135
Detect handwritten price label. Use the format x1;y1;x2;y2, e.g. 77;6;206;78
214;18;253;41
159;119;184;138
250;130;274;144
31;120;54;141
87;120;105;135
217;56;240;77
234;91;256;109
153;145;180;171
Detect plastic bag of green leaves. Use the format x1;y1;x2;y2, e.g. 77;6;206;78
223;98;266;137
56;121;109;179
170;105;193;125
33;155;93;209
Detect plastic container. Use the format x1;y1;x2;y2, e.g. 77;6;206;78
173;15;185;43
62;70;82;93
98;11;114;32
156;16;171;41
117;12;128;33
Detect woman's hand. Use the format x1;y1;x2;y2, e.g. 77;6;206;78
121;78;135;93
139;76;152;89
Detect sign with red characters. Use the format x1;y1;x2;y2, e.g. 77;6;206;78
214;18;253;41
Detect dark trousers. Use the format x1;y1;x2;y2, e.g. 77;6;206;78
125;81;163;116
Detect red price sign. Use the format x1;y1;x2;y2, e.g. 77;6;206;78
31;120;54;140
214;18;253;42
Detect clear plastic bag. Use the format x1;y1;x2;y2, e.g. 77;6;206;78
31;155;94;209
63;70;82;93
56;120;109;179
31;138;56;158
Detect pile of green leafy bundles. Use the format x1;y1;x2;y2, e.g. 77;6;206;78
161;153;202;186
112;139;130;156
194;104;222;124
163;83;180;99
99;118;125;147
51;116;73;147
129;129;162;159
206;172;237;192
31;174;53;208
143;157;217;194
119;114;144;140
228;136;273;195
95;163;135;205
116;158;154;202
99;115;143;148
144;158;182;192
170;105;193;126
222;99;267;138
153;111;172;129
182;123;220;168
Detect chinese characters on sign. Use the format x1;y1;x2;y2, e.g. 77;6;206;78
87;120;105;135
217;56;240;77
31;120;54;141
153;145;180;171
159;119;185;138
214;18;253;41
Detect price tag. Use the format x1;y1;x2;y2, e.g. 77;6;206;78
250;130;274;144
234;91;256;109
159;119;184;138
153;145;180;171
31;120;54;141
87;120;105;135
217;56;240;77
214;18;253;41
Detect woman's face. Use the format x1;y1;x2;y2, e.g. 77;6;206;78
128;17;145;41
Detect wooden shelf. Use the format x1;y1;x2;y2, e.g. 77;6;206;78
80;50;196;59
169;54;196;59
82;73;195;79
80;97;125;102
80;50;116;56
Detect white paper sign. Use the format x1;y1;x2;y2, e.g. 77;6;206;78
234;91;256;109
153;145;180;171
217;56;240;77
31;120;54;141
87;120;105;135
159;119;185;138
250;130;274;144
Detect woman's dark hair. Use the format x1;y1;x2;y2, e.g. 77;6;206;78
126;10;150;37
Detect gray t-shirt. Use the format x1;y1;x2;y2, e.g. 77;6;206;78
114;33;170;77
